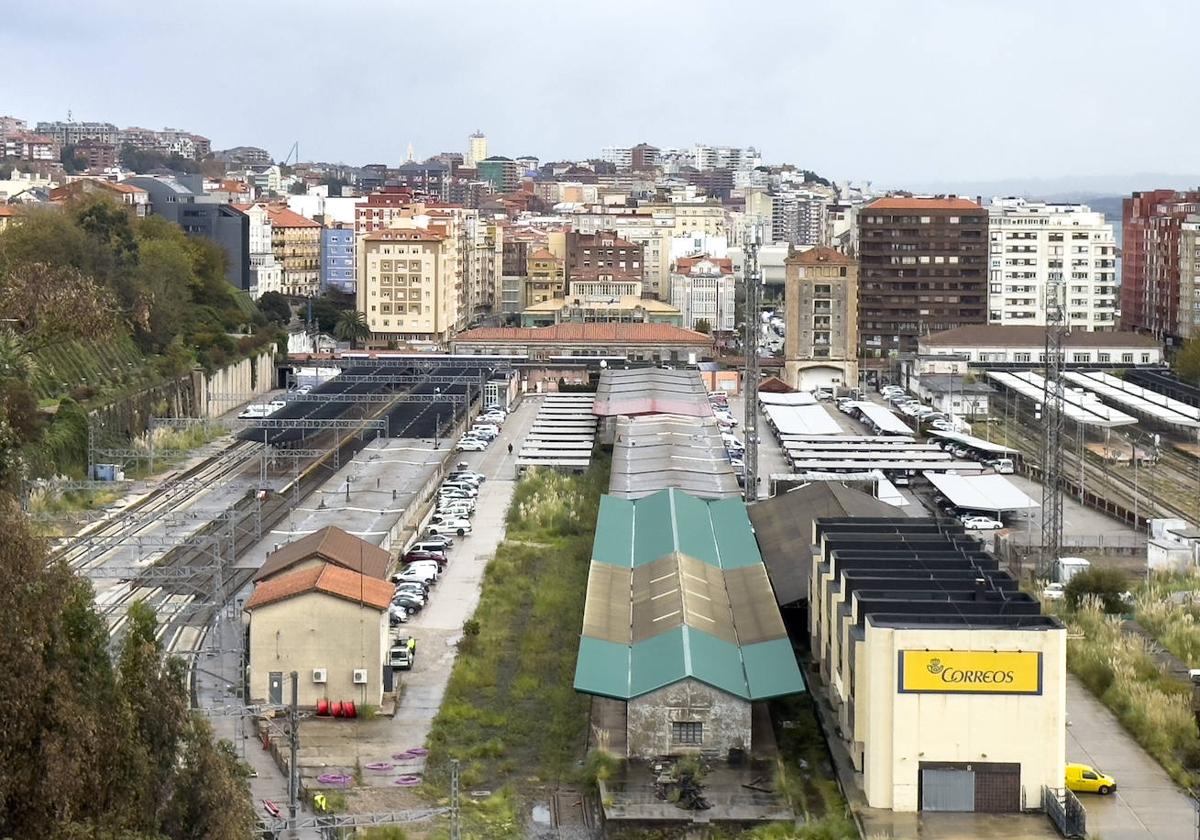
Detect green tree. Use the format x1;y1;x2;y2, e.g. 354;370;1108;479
693;318;712;334
335;309;370;348
1065;566;1131;614
162;717;257;840
1175;338;1200;385
258;291;292;324
288;181;307;195
310;292;350;333
60;144;87;174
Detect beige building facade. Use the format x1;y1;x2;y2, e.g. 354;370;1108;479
784;246;859;391
357;228;458;344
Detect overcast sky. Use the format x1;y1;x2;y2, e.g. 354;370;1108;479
6;1;1197;186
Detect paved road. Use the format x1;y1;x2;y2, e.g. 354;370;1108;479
1066;675;1197;840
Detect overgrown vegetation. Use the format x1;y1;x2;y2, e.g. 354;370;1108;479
0;195;281;490
0;503;256;837
1064;566;1131;613
1063;596;1200;789
424;459;609;812
766;695;856;839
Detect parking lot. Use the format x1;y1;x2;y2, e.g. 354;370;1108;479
291;396;542;801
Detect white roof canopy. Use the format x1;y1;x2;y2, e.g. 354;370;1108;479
923;472;1041;513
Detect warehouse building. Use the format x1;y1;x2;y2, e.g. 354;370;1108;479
245;527;394;708
573;488;805;759
805;517;1066;813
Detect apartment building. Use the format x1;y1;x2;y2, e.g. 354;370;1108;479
567;210;673;299
668;255;736;334
478;156;519;193
566;230;645;287
691;144;760;171
986;199;1117;331
772;189;828;247
465;131;487;169
35;120;117;146
2;133;56;161
857;197;988;361
267;207;322;297
784;246;859;390
356;228;457;344
526;249;565;305
1179;216;1200;340
321;223;356;295
1121;189;1200;339
354;187;416;235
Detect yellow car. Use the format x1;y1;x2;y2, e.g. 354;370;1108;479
1066;763;1116;795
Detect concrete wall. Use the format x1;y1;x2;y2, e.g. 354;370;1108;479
860;623;1067;812
194;350;275;417
247;592;388;708
626;678;751;759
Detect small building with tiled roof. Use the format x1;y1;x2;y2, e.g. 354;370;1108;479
245;527;396;707
450;322;714;364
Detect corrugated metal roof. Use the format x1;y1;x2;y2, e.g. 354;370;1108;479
574;488;805;701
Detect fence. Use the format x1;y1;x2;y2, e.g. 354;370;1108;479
1006;532;1147;551
1042;785;1086;838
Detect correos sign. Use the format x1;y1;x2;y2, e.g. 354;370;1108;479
898;650;1042;695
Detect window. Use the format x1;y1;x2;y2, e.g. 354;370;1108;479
671;721;703;746
1141;353;1151;364
1097;353;1110;363
1122;353;1134;364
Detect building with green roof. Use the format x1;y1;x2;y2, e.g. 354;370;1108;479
574;487;805;758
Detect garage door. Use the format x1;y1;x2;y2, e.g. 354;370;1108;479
920;762;1022;813
973;763;1021;812
920;767;975;811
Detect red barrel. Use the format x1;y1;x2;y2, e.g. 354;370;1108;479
331;701;344;718
344;701;357;718
316;699;330;716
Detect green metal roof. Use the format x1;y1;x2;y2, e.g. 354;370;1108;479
575;488;806;701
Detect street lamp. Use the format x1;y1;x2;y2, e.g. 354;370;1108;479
434;387;442;449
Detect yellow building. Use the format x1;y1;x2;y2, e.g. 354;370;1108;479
244;527;394;708
806;517;1066;813
357;227;459;345
266;206;322;297
525;248;565;305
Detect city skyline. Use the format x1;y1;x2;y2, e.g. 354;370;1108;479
7;0;1200;185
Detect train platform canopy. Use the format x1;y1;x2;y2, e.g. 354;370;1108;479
592;368;712;417
1064;371;1200;428
763;402;842;435
609;414;740;499
923;472;1040;513
847;402;915;436
987;371;1137;428
574;488;805;701
927;430;1019;455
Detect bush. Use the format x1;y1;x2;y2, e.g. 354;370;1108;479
1065;566;1129;613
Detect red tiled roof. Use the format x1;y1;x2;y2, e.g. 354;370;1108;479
0;206;19;216
266;206;321;228
107;181;146;194
453;323;714;344
363;228;444;242
230;202;254;212
674;254;733;274
253;525;392;583
244;562;393;612
528;248;559;260
865;196;983;211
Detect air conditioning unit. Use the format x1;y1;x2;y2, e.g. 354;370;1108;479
312;668;327;684
352;669;368;685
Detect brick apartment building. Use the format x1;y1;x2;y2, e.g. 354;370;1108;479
857;196;987;362
1120;189;1200;340
566;230;644;286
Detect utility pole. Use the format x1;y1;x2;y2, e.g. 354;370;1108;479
742;223;762;503
450;758;462;840
289;671;299;820
1039;268;1067;578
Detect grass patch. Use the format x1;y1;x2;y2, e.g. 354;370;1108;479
424;457;609;798
1064;597;1200;788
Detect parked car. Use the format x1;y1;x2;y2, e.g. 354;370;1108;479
411;538;452;552
389;644;414;670
403;550;445;567
393;566;437;585
1066;763;1116;795
449;470;485;482
441;482;478;496
392;591;426;610
1042;582;1065;601
428;517;472;536
457;439;487;452
961;515;1004;531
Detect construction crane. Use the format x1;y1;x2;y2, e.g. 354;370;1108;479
283;141;299;166
742;222;762;503
1039;271;1067;577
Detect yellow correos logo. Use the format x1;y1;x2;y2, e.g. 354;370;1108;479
900;650;1042;695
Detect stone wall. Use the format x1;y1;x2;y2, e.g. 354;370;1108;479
626;678;751;759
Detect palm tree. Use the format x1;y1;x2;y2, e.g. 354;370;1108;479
334;310;370;350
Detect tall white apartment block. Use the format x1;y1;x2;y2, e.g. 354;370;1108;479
600;147;633;169
987;198;1118;331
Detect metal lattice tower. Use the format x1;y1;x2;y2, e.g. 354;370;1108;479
743;224;762;503
1039;275;1068;576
